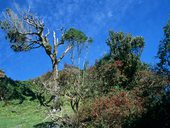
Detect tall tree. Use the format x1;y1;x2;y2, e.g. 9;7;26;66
157;19;170;77
107;31;144;75
0;8;92;93
106;31;144;61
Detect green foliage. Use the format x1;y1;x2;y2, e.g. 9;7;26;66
107;31;144;59
91;60;147;92
0;76;51;105
0;77;25;103
0;9;31;52
106;31;144;79
63;28;92;57
64;28;88;44
157;19;170;77
92;31;145;91
64;28;93;45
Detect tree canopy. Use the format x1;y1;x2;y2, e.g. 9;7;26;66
157;20;170;77
107;31;145;82
106;31;144;62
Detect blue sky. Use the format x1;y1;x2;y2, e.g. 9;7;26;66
0;0;170;80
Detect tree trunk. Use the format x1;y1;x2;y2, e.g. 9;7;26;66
52;60;58;81
51;58;61;111
51;58;59;94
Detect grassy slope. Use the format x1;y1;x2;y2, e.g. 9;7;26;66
0;100;46;128
0;99;73;128
0;71;74;128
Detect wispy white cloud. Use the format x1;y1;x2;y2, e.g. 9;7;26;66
0;0;146;79
25;0;140;34
23;0;141;65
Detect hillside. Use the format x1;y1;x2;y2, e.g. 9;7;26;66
0;2;169;127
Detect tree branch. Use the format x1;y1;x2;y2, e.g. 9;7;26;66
23;13;44;35
19;31;39;36
57;33;65;47
24;17;37;28
25;41;42;50
30;45;42;49
53;31;57;55
57;45;73;63
45;28;50;37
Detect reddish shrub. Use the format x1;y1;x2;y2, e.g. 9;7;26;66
89;90;144;127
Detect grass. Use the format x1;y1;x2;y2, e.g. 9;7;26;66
0;98;74;128
0;100;47;128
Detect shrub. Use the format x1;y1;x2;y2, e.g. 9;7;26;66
79;89;144;128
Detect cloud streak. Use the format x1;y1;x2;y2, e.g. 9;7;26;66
24;0;141;62
25;0;140;35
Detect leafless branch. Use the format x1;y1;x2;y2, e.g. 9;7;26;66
57;33;65;47
53;31;57;55
45;28;50;37
23;13;44;34
57;45;73;63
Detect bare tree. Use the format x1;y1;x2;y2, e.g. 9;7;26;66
0;8;92;94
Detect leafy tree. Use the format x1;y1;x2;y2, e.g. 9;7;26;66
157;20;170;77
0;8;91;94
106;31;144;72
107;31;144;77
96;31;145;89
